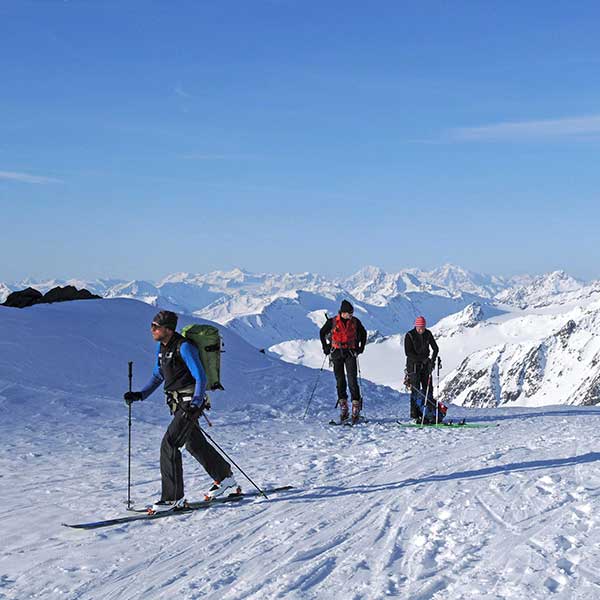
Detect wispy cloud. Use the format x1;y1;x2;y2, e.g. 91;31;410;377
0;171;63;184
174;84;191;99
446;114;600;142
179;153;261;161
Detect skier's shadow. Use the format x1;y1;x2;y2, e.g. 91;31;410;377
276;452;600;503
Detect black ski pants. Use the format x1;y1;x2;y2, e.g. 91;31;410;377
408;362;433;418
160;406;231;501
332;350;361;403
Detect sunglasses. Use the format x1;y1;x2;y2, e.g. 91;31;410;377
150;322;163;330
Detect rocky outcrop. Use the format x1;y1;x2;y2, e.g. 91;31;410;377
2;286;101;308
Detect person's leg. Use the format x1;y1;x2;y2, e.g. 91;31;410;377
159;410;193;501
345;354;361;418
418;367;433;420
332;356;349;419
409;368;422;419
185;421;231;482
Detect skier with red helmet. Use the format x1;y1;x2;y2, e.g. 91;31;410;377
320;300;367;423
404;316;440;423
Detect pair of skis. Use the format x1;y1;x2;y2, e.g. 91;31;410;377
63;485;294;530
329;415;368;427
397;420;497;429
328;418;496;429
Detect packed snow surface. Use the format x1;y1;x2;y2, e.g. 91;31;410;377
1;300;600;599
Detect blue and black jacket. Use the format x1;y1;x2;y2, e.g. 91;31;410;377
141;332;206;407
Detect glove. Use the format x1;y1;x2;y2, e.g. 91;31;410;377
184;396;206;420
356;346;364;355
124;391;143;406
323;345;331;356
428;358;435;374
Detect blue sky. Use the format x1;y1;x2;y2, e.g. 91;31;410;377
2;0;600;282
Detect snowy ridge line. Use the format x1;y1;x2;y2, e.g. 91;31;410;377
5;265;595;350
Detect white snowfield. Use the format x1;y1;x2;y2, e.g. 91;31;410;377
1;300;600;599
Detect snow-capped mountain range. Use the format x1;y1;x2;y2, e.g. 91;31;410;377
2;264;501;347
2;265;590;346
3;265;600;408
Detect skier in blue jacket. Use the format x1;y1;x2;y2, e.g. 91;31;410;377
124;310;238;512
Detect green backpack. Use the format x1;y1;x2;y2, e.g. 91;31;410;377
180;324;224;390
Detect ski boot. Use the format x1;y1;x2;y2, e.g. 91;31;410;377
204;475;241;501
351;400;361;425
148;497;187;515
338;399;349;423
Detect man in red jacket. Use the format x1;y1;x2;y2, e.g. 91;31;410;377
320;300;367;423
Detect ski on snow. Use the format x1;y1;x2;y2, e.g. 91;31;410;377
329;417;369;427
396;420;498;429
63;485;294;530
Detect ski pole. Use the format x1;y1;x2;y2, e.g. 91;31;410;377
435;357;442;424
420;369;432;427
127;361;133;510
201;393;213;427
407;382;436;408
302;354;328;419
356;353;364;413
199;425;269;499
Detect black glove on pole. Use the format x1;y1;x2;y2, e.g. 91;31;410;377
127;361;133;510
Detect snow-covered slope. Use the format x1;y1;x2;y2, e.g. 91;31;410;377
201;287;488;349
0;298;396;413
0;282;12;303
409;264;511;298
192;265;496;348
2;299;600;598
438;300;600;408
495;270;595;309
342;264;511;302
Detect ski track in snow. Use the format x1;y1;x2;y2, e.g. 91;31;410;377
2;400;600;600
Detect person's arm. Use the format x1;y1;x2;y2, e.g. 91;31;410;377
404;331;420;362
319;318;333;350
357;319;367;352
179;341;207;404
429;332;439;362
140;344;164;399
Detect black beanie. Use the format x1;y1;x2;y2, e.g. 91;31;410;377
339;300;354;314
153;310;178;330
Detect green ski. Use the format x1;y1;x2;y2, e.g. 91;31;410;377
397;421;498;429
